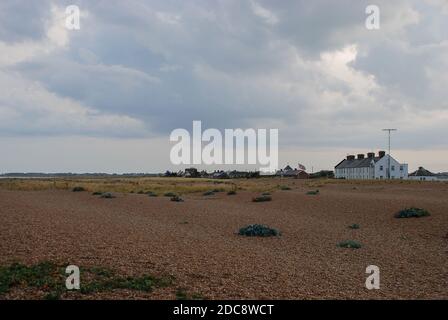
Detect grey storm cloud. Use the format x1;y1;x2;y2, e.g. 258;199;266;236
0;0;52;42
1;0;447;149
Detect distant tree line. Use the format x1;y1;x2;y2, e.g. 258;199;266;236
309;170;334;179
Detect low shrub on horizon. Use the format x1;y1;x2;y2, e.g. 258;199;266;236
227;190;237;195
348;224;360;229
147;192;158;197
306;190;320;195
337;240;362;249
170;195;184;202
72;186;86;192
164;192;177;197
252;195;272;202
279;186;291;191
92;191;103;196
395;207;430;218
100;192;116;199
203;191;215;196
238;224;280;237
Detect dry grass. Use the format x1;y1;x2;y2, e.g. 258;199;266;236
0;177;232;194
0;177;275;194
305;178;441;188
0;177;443;195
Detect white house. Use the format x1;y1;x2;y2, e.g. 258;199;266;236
409;167;448;181
335;151;408;180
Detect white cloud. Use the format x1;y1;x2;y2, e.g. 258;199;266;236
156;11;182;25
318;45;378;95
0;70;147;137
250;0;279;25
425;0;448;14
0;4;69;66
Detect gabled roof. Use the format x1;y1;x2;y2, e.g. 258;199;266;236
409;167;435;177
275;167;308;176
335;157;380;169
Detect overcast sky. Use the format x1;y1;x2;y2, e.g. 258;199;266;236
1;0;447;173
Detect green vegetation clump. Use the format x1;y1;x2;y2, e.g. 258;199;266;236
147;191;158;197
164;192;176;197
348;224;360;229
72;186;86;192
170;195;184;202
92;191;103;195
227;190;237;195
0;262;172;299
395;207;430;218
80;275;167;294
238;224;280;237
203;191;215;196
309;170;334;179
175;288;188;300
252;195;272;202
0;261;62;297
79;266;173;294
175;288;204;300
100;192;115;199
279;185;291;191
306;190;320;195
337;240;362;249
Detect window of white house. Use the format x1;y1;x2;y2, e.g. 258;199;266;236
380;166;383;171
391;165;395;171
400;166;403;171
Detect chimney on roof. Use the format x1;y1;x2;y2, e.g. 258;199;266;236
367;152;375;159
357;154;365;159
347;155;355;160
379;151;386;158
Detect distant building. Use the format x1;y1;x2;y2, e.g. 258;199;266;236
409;167;448;181
227;171;260;179
334;151;408;180
276;165;309;179
437;173;448;181
211;171;229;179
184;168;200;178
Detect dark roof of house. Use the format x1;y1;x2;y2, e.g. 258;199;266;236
284;165;293;171
283;170;306;176
335;157;380;169
409;167;435;177
275;168;308;176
